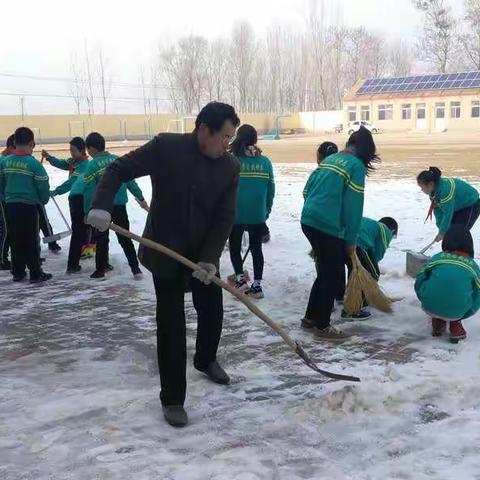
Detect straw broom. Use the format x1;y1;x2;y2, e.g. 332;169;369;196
344;252;395;315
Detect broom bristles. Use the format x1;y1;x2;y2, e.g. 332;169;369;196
344;252;395;314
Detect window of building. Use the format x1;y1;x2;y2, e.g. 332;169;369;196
378;104;393;121
416;103;426;120
450;101;461;119
472;101;480;118
360;105;370;122
402;104;412;120
435;102;445;119
348;106;357;122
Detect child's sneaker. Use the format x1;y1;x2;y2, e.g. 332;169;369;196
301;317;315;329
245;282;264;299
90;270;106;280
234;276;248;292
132;266;143;279
431;318;447;337
48;243;62;253
449;321;466;343
313;325;350;341
341;309;372;321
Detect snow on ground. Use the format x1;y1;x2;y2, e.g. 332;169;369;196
2;163;480;479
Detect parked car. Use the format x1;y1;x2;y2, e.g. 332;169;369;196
348;120;379;135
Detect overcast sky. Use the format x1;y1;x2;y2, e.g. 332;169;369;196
0;0;465;115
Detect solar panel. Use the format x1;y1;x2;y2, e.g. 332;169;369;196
356;71;480;95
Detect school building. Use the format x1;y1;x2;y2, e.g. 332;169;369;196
343;71;480;132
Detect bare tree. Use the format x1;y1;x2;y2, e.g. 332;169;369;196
388;40;414;76
69;52;85;114
150;64;161;114
230;21;256;112
84;40;95;116
204;39;229;103
97;45;112;114
413;0;458;73
460;0;480;69
139;66;151;115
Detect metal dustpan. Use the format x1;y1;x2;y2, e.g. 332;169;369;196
42;197;72;244
406;241;435;278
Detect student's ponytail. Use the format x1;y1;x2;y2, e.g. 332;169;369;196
230;124;258;157
317;141;338;162
417;166;442;185
346;127;379;172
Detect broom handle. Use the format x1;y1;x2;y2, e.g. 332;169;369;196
51;196;72;232
109;223;298;351
420;240;436;255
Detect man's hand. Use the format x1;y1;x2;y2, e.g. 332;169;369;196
192;262;217;285
435;233;444;243
136;198;149;212
86;209;111;232
41;149;49;159
346;245;356;257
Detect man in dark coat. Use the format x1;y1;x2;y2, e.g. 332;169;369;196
86;103;240;427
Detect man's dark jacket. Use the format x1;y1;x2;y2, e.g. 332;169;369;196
92;133;240;278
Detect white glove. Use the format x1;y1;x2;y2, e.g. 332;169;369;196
86;209;111;232
192;262;217;285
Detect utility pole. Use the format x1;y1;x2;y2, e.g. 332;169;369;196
19;96;25;121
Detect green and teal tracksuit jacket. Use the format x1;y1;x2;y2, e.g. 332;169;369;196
301;150;366;246
0;152;50;205
46;155;89;198
415;252;480;320
357;217;393;263
429;177;479;235
235;154;275;225
83;152;144;212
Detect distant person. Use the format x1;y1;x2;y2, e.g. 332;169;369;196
0;134;15;270
417;167;480;242
228;124;275;299
0;127;51;283
301;128;378;340
415;226;480;343
83;132;148;279
86;102;240;428
42;137;90;273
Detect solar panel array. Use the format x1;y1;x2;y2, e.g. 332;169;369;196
356;72;480;95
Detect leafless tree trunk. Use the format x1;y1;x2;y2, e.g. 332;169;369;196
97;45;111;114
139;66;151;116
388;40;414;76
84;40;95;116
413;0;458;73
69;52;85;114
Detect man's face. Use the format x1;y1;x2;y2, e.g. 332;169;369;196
197;120;236;159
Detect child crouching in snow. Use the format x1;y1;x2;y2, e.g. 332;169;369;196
415;225;480;343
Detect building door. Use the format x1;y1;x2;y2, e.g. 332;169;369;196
435;102;446;131
416;103;426;130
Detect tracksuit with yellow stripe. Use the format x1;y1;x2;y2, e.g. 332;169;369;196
301;150;366;329
0;152;50;280
429;177;480;235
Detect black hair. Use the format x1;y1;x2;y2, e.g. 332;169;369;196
379;217;399;236
317;141;338;162
195;102;240;133
346;126;379;172
417;167;442;185
6;134;15;149
14;127;34;147
85;132;105;152
230;124;258;156
69;136;86;151
442;225;474;258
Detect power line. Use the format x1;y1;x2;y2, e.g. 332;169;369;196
0;71;177;90
0;91;170;104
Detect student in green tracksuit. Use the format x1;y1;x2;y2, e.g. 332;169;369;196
0;127;52;283
83;132;149;279
301;127;378;341
417;167;480;242
42;137;90;273
0;134;15;270
228;124;275;299
415;226;480;343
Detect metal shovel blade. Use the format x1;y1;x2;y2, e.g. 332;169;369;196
406;250;429;278
42;230;71;244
